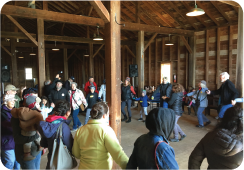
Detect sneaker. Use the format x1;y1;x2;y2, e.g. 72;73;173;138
78;125;83;129
180;134;186;141
170;138;179;142
137;118;143;121
71;128;78;132
205;121;211;126
196;124;204;128
215;116;219;119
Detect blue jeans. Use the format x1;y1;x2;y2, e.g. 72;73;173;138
18;151;41;169
72;108;82;129
218;104;233;118
1;149;20;169
85;108;91;125
197;107;210;126
173;115;185;139
160;99;168;108
121;100;132;117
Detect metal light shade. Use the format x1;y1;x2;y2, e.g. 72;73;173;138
18;57;24;58
84;54;89;57
186;5;205;16
29;53;36;55
165;41;174;46
93;35;103;41
52;48;60;51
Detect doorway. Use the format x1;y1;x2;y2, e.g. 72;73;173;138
161;63;171;83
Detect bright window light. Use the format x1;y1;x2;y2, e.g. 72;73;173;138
25;68;33;80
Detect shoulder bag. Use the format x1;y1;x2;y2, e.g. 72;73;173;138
195;90;207;107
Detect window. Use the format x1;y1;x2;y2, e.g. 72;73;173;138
25;68;33;80
161;63;171;83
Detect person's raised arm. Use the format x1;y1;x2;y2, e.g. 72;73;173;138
152;86;160;99
130;86;136;95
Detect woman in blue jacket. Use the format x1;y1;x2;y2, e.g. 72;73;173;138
187;80;211;128
126;108;179;169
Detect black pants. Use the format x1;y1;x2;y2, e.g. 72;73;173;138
121;99;132;117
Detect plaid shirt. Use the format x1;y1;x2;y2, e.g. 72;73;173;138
68;89;87;110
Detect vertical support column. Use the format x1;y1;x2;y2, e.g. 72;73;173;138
121;46;125;79
162;37;165;62
229;26;233;80
105;0;121;153
155;38;158;86
45;51;50;80
236;7;243;98
188;34;196;87
63;48;68;80
170;45;173;84
205;30;209;84
137;30;144;95
216;28;221;88
149;44;151;86
37;18;45;96
89;43;94;77
177;36;180;83
82;56;86;88
10;39;18;86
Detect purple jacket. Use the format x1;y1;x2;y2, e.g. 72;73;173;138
1;105;15;150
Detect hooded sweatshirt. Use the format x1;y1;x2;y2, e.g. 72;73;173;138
126;108;179;169
37;115;73;169
189;128;243;169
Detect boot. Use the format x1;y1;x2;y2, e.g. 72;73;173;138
188;107;191;115
126;117;131;123
121;115;127;122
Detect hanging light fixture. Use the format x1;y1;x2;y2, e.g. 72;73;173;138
84;49;89;57
93;26;103;41
52;41;59;51
186;0;205;17
18;57;24;58
30;47;36;55
165;34;174;46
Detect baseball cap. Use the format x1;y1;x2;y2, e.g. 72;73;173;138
5;84;19;91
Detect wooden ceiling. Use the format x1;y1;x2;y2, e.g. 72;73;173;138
1;1;239;43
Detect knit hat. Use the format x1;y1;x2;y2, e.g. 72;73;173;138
142;90;147;96
2;94;17;105
90;85;96;90
200;80;207;88
125;77;130;82
25;94;41;110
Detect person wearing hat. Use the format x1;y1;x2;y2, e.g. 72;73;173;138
44;74;60;97
1;94;20;170
64;76;75;91
121;77;136;123
85;85;98;125
48;80;69;105
98;79;106;102
4;84;26;108
84;76;99;95
134;90;150;122
187;80;211;128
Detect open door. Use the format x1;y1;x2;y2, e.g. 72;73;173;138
161;63;171;83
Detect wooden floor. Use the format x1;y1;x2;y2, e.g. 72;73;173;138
40;106;219;169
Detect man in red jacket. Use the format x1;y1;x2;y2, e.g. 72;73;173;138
84;76;99;95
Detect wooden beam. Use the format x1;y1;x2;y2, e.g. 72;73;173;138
149;44;151;86
188;35;196;87
89;0;110;23
216;0;241;7
216;28;221;88
93;44;104;58
121;46;125;79
229;26;233;79
155;38;158;85
2;5;104;27
180;36;193;54
144;33;158;52
10;39;18;86
74;52;83;62
210;1;231;23
196;22;238;32
89;43;94;76
98;52;105;60
43;1;48;10
6;15;38;46
67;49;78;60
88;6;94;16
125;45;136;58
45;51;50;80
185;39;189;88
177;37;180;83
63;48;68;80
1;44;12;57
162;37;165;62
136;1;140;23
137;30;145;97
205;30;209;83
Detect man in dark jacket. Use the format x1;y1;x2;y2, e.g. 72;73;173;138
44;74;59;97
48;80;69;105
207;72;239;119
64;76;75;91
152;77;172;108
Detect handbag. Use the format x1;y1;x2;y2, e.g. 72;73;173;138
195;90;207;107
49;123;77;170
72;91;85;111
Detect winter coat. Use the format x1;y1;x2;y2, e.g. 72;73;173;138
64;80;71;91
40;105;53;120
189;128;243;169
72;119;128;169
187;88;208;108
37;116;73;169
121;85;136;101
11;107;44;132
211;79;239;105
168;92;184;116
98;84;106;101
86;92;98;109
14;94;21;108
68;89;87;110
44;78;59;97
84;81;99;95
1;105;15;150
134;95;150;107
152;83;172;99
126;108;179;169
48;88;69;104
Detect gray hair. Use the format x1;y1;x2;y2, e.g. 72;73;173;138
71;82;77;87
220;72;230;79
44;80;51;85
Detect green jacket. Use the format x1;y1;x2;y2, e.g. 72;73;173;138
14;94;21;108
72;119;128;169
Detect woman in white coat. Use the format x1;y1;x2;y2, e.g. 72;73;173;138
98;79;106;102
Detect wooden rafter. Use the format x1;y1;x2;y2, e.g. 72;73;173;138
67;49;78;60
6;15;38;46
144;33;158;52
1;44;12;57
88;6;94;16
210;1;231;23
93;44;104;58
125;45;136;58
98;52;104;60
180;36;193;54
216;0;240;7
74;52;83;62
89;0;110;23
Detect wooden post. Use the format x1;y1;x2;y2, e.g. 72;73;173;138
45;51;50;80
63;48;68;80
205;30;209;84
216;28;221;88
121;46;125;79
177;36;180;83
104;0;121;156
236;7;243;98
185;45;189;88
82;56;86;88
136;1;140;23
149;44;151;86
162;37;165;62
10;39;18;86
188;34;196;87
229;26;233;81
137;30;144;95
89;43;94;77
155;38;158;86
170;45;173;84
37;18;45;96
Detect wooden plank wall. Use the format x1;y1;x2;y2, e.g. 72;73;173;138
120;45;134;81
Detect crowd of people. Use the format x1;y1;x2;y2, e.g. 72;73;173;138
1;71;243;169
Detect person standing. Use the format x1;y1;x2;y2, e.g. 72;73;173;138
69;82;88;131
4;84;25;108
85;85;98;125
98;79;106;102
134;90;149;122
151;77;172;108
84;76;99;95
206;72;239;119
1;94;20;170
121;77;136;123
64;76;75;91
187;80;211;128
44;74;60;97
48;80;69;105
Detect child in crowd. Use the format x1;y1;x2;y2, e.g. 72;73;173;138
85;85;98;125
11;94;44;161
134;90;149;122
40;96;55;120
